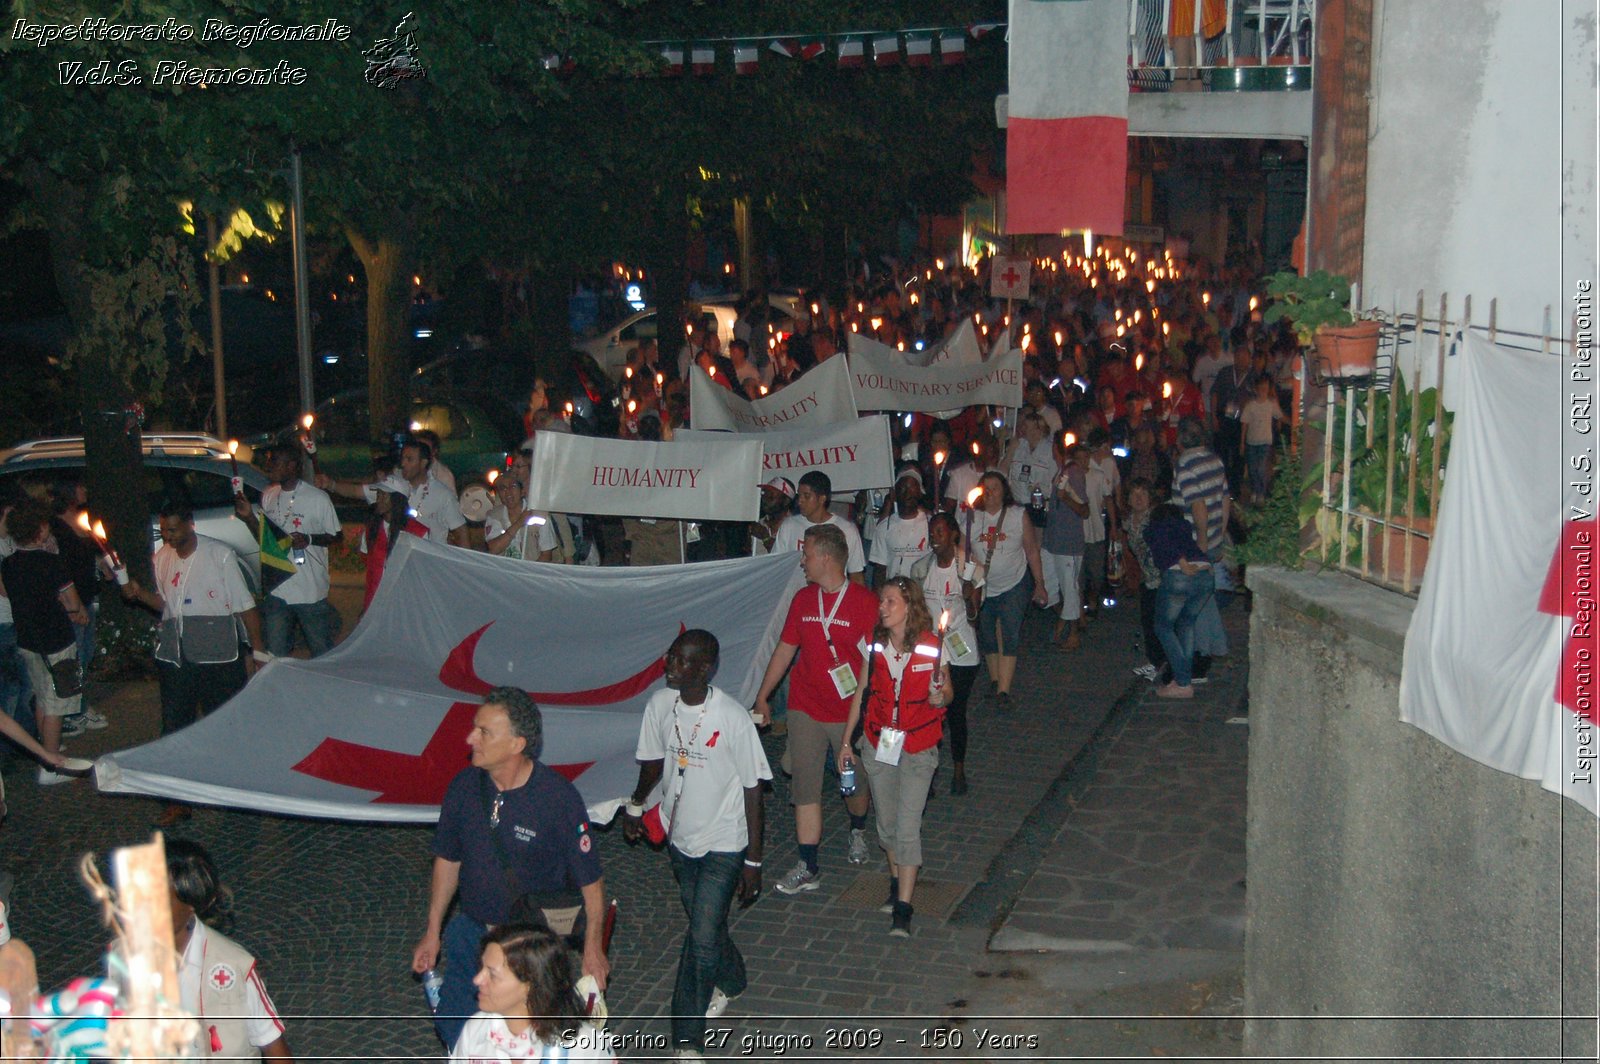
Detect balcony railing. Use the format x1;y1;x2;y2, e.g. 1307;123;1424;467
1129;0;1314;91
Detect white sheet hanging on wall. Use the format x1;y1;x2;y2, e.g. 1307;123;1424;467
1400;331;1595;816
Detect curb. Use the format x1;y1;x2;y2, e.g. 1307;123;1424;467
947;674;1151;934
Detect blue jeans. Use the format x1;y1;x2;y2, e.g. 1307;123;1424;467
1246;443;1272;499
668;846;747;1050
261;596;341;658
435;911;488;1051
0;623;34;741
1155;567;1215;687
70;602;97;716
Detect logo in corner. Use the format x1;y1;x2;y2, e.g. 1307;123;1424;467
364;12;427;89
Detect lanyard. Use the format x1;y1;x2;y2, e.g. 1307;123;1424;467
667;695;708;843
815;585;848;662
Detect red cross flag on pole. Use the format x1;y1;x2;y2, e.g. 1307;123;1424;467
1401;332;1596;816
989;255;1032;301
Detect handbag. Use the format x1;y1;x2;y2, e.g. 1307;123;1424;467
49;656;83;699
479;772;588;945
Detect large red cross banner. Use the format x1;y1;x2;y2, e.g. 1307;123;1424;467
1006;0;1128;236
1401;332;1596;815
94;537;803;821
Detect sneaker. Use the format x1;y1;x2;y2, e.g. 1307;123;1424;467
1190;675;1210;685
847;828;870;865
773;861;820;895
1132;663;1160;681
37;767;76;786
79;710;110;730
705;986;737;1019
878;879;897;914
889;900;914;937
59;716;87;738
1156;682;1195;700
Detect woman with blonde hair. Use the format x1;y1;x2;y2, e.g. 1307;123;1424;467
839;577;951;938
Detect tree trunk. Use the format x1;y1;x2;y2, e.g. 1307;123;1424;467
347;227;413;443
643;184;690;379
526;262;571;385
25;164;153;588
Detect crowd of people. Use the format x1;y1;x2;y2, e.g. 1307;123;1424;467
0;242;1294;1060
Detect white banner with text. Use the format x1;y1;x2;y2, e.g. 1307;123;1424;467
677;414;895;493
847;340;1025;412
688;353;859;432
525;432;763;521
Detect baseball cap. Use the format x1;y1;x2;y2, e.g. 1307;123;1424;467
363;471;413;503
761;476;796;498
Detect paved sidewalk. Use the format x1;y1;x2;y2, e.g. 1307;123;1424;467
0;587;1248;1061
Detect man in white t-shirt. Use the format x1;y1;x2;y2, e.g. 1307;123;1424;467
1082;428;1122;615
623;630;770;1055
868;468;932;582
770;470;866;582
122;500;265;827
398;439;467;546
235;445;342;658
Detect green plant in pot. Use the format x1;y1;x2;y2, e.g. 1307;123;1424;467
1304;372;1453;578
1262;269;1380;380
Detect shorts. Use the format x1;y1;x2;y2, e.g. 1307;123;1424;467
977;574;1033;656
21;645;82;718
786;708;869;806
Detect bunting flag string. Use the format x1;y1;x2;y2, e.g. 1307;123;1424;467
543;23;1003;78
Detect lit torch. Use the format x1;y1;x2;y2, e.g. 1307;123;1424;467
227;440;242;496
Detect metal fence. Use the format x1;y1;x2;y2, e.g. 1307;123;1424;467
1129;0;1316;80
1314;294;1572;595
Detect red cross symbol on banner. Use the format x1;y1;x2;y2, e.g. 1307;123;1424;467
1538;518;1596;723
999;266;1021;288
292;621;682;803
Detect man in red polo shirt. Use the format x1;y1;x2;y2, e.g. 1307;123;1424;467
753;523;878;894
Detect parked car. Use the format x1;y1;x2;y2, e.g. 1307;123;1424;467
0;434;268;591
255;392;511;487
580;294;802;381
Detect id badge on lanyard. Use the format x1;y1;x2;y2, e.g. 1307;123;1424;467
817;586;858;698
944;628;972;662
875;726;905;765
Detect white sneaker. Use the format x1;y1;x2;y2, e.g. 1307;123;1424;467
705;986;737;1019
1132;663;1160;681
847;827;870;865
773;861;821;894
37;767;75;786
79;710;110;730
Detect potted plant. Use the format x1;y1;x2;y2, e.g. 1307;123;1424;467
1262;269;1380;380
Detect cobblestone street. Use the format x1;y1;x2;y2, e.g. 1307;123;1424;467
1;587;1247;1061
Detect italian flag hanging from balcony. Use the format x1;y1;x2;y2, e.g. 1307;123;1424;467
1006;0;1128;235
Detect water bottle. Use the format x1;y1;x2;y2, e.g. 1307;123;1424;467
421;967;444;1013
840;758;857;797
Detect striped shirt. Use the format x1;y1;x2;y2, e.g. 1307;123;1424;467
1174;447;1228;550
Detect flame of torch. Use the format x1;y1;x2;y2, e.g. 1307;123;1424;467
1162;381;1173;400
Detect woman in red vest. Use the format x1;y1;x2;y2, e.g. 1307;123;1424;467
838;576;951;938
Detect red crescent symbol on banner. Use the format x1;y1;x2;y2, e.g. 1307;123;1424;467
438;621;683;704
291;621;685;803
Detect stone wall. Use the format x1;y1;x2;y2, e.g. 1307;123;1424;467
1245;567;1597;1060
